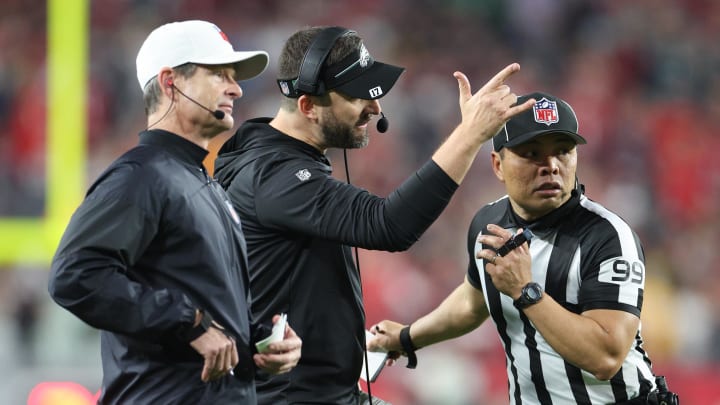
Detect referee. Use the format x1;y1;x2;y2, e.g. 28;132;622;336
369;92;678;404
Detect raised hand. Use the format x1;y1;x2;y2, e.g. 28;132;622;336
454;63;536;144
432;63;535;184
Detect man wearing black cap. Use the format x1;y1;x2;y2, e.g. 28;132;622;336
214;26;533;404
369;93;676;404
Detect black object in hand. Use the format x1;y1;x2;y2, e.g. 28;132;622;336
652;375;680;405
496;229;534;257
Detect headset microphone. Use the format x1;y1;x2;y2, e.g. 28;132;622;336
376;112;389;133
169;82;226;120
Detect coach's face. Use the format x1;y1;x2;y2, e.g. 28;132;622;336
492;133;578;221
317;91;381;149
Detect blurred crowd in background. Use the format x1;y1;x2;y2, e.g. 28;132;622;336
1;0;719;404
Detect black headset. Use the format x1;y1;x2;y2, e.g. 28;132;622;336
277;26;390;133
278;26;350;98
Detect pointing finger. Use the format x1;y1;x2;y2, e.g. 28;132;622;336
479;63;521;93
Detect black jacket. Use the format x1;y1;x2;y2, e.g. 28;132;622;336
49;130;258;404
214;118;459;404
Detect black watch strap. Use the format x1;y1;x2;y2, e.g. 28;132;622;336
179;309;214;342
399;325;417;369
513;282;543;310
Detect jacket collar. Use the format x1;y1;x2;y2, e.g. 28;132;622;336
138;129;208;167
219;118;330;165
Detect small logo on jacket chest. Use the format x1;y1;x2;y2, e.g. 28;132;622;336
295;169;311;181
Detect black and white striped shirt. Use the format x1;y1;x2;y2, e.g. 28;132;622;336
467;188;656;405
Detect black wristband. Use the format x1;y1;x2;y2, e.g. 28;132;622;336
179;309;213;342
399;325;417;369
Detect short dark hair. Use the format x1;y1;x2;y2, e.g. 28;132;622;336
277;26;361;110
142;63;198;115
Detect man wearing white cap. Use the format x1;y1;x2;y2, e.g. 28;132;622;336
48;20;301;404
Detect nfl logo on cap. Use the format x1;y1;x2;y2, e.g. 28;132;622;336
533;98;559;126
492;91;587;152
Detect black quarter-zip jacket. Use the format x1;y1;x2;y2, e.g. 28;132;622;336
214;118;459;404
49;130;258;404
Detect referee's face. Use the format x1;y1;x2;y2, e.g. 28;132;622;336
493;133;578;221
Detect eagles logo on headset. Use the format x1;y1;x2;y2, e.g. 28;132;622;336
276;27;404;100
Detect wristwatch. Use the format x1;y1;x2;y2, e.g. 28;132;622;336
513;282;543;309
179;309;214;342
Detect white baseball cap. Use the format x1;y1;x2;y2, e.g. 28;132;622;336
136;20;269;90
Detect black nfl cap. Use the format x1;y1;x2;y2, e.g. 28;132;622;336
493;92;587;152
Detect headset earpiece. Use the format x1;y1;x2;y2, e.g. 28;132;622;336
166;79;173;87
294;27;350;96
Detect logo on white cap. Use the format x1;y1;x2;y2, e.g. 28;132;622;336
212;25;230;42
135;20;269;90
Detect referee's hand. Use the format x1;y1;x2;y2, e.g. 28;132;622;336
477;224;533;299
190;324;239;382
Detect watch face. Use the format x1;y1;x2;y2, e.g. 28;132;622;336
515;282;543;309
527;286;542;300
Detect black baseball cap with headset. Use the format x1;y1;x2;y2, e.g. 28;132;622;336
276;27;405;101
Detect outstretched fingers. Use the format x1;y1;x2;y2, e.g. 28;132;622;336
479;63;521;94
504;96;536;120
454;71;471;105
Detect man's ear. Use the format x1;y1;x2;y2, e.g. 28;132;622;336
158;68;174;97
297;94;319;122
491;151;505;182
